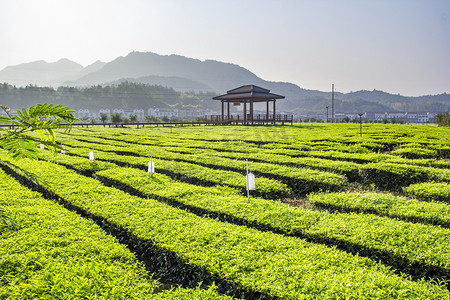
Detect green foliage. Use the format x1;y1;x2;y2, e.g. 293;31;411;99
359;162;449;190
3;155;449;298
308;191;450;226
0;169;159;298
391;147;437;159
110;112;123;124
0;103;78;228
0;103;78;159
435;112;450;126
129;114;138;122
99;112;108;123
0;82;218;112
0;207;16;228
2;124;450;297
404;182;450;203
146;115;160;123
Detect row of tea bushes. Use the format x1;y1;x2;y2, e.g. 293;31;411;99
64;128;450;172
64;145;292;199
59;138;348;196
113;146;349;195
404;182;450;203
173;147;362;181
391;147;439;160
34;151;450;276
62;133;450;197
0;167;231;300
64;133;361;179
359;162;450;190
94;166;450;282
307;191;450;227
38;150;117;175
3;156;449;299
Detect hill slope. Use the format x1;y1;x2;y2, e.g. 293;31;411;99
0;51;449;113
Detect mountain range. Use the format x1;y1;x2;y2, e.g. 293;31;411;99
0;51;448;114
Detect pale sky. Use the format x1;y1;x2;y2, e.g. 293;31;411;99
0;0;449;96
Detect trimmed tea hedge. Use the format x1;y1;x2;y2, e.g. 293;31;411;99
404;182;450;203
3;155;449;299
308;191;450;227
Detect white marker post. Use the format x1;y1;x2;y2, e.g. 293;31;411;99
60;139;65;154
148;151;155;176
246;159;255;201
89;146;94;161
39;143;44;150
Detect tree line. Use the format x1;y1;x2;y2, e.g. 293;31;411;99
0;82;219;111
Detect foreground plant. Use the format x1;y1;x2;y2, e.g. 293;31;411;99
0;103;78;226
0;103;78;159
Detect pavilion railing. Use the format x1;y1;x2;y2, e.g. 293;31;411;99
207;114;293;122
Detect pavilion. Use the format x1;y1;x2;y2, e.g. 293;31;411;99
211;85;290;124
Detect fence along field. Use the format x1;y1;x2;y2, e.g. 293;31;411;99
1;123;450;299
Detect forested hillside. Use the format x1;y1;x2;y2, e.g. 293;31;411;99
0;82;218;111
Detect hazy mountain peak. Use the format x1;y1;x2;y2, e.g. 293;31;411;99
0;58;83;87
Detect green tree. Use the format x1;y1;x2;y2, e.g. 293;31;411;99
100;113;108;124
435;113;450;126
129;114;138;123
111;112;123;124
145;115;159;123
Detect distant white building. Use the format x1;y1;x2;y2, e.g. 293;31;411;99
130;109;145;121
147;108;179;118
418;113;429;123
387;112;406;120
99;109;111;115
112;109;124;115
77;109;90;119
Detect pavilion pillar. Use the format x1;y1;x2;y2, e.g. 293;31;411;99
221;100;224;121
243;101;247;123
266;100;269;122
227;101;230;121
250;100;254;125
273;100;276;124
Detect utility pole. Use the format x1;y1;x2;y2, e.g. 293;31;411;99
331;84;335;123
358;113;364;137
326;106;329;123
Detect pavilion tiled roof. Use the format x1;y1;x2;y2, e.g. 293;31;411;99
213;85;285;102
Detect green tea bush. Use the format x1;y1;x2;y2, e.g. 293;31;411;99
404;182;450;203
3;155;450;299
391;147;437;159
0;169;158;299
308;191;450;227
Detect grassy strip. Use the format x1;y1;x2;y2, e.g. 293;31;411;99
3;156;450;298
403;182;450;203
307;191;450;227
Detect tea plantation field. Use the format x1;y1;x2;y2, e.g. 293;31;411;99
1;123;449;299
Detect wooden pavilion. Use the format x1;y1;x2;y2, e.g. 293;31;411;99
211;85;291;125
